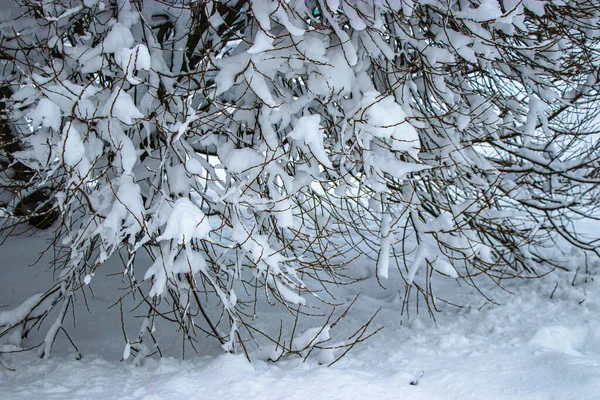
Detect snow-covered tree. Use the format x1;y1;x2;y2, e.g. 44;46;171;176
1;0;599;361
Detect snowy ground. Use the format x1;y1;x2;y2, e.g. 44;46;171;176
2;234;600;399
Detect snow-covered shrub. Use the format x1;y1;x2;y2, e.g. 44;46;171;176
1;0;599;361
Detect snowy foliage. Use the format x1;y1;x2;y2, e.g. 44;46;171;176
1;0;600;361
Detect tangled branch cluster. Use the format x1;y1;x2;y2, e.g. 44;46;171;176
1;0;599;363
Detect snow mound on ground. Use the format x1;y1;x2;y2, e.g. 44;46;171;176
530;325;589;356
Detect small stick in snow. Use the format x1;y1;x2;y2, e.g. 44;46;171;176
410;371;424;386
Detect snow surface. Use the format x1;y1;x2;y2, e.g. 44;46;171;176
2;233;600;399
